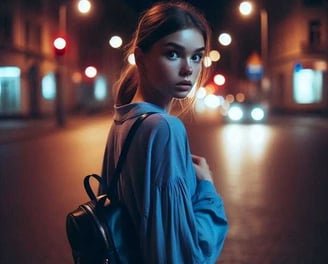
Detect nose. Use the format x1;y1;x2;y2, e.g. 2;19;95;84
180;60;193;77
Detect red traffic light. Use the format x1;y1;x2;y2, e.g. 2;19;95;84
53;37;67;56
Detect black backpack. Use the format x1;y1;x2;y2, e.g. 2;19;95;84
66;113;155;263
66;174;141;264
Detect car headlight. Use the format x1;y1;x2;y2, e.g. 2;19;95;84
228;106;243;121
251;107;265;121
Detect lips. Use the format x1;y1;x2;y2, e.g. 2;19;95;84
177;80;192;86
176;80;192;91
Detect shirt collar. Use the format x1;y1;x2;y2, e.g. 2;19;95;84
113;102;165;123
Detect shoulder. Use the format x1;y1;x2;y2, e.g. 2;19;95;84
142;113;186;136
134;113;187;148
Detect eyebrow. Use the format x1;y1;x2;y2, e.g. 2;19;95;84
164;42;205;53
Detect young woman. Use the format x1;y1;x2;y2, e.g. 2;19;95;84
101;2;228;263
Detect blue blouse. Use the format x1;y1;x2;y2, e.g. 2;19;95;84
101;102;228;263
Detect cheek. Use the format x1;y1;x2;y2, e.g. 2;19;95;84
147;61;177;82
192;64;202;79
160;63;178;79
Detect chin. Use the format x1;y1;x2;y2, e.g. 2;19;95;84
174;91;192;99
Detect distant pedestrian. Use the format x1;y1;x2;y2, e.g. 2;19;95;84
100;2;228;263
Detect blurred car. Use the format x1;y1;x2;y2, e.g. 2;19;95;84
226;101;267;122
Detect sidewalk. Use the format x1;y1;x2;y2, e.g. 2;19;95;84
2;112;328;145
0;112;112;145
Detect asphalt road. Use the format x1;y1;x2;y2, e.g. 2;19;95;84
185;115;328;263
1;113;328;263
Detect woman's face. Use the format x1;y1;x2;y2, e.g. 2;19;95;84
138;28;205;106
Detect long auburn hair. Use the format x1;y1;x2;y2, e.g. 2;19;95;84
115;1;212;110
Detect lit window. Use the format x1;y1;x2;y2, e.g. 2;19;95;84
0;67;21;113
42;73;56;100
293;65;323;104
94;76;107;101
0;67;20;77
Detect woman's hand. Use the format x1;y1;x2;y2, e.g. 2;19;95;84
192;154;214;183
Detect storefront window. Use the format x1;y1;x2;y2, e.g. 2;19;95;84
293;63;323;104
94;75;107;101
42;73;56;100
0;67;21;114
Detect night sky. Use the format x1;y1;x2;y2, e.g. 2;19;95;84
77;0;261;80
122;0;262;77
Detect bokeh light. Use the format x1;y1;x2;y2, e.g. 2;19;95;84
203;56;212;67
218;33;232;46
209;50;221;62
53;37;66;50
239;1;253;16
214;74;226;86
236;92;245;102
77;0;91;14
85;66;97;78
196;87;207;99
109;36;123;48
226;94;235;103
72;71;82;84
204;94;222;109
127;53;136;65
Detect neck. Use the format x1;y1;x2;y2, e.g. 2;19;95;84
131;86;171;111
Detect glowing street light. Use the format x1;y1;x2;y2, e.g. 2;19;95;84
58;0;92;43
203;56;212;67
239;1;252;15
55;0;93;127
109;35;123;48
239;1;268;74
127;53;136;65
77;0;91;14
209;50;221;62
214;74;226;86
85;66;97;78
218;33;232;46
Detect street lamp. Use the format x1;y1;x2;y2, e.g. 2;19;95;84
59;0;92;36
109;35;123;48
239;1;268;74
77;0;92;14
218;32;232;47
55;0;92;127
217;32;238;92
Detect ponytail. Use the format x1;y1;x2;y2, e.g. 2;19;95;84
114;63;138;106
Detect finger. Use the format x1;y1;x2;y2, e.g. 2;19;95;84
191;154;201;164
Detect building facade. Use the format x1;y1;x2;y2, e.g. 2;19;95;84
2;0;327;117
268;0;328;113
0;0;91;118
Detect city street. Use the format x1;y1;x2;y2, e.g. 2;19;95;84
186;115;328;263
1;113;328;263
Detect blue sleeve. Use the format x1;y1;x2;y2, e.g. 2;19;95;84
192;180;228;263
140;116;228;264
